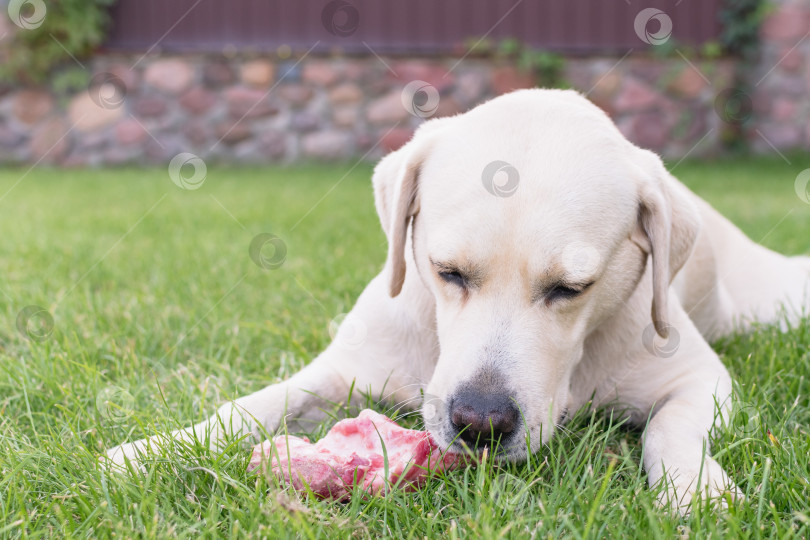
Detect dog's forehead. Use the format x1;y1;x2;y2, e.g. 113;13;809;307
416;100;639;266
417;92;636;204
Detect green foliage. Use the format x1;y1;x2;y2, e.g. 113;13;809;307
719;0;771;59
495;38;568;88
0;0;116;85
716;0;771;152
518;50;568;89
495;37;522;58
461;36;496;57
701;41;724;60
49;66;92;96
461;36;568;89
643;0;768;61
650;36;680;59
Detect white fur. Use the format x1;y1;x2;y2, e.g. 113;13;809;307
106;89;810;513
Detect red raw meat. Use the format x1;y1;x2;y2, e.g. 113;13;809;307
248;409;461;499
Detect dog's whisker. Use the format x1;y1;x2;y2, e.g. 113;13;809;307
384;397;424;415
379;383;426;403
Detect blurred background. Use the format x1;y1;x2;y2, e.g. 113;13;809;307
0;0;803;167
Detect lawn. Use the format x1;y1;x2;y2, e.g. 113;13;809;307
1;155;810;538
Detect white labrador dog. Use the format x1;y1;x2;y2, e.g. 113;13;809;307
107;89;810;511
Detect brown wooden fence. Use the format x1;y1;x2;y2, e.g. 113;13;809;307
104;0;724;55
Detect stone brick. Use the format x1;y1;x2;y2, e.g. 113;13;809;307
180;87;217;114
367;91;410;125
676;108;707;143
780;45;804;72
627;58;667;87
365;74;393;98
303;60;341;87
13;89;53;125
667;66;709;98
453;70;489;107
329;83;363;104
257;130;286;159
712;60;737;90
589;95;616;118
240;59;275;88
277;61;302;83
614;79;661;112
432;96;462;119
115;118;147;146
144;135;186;163
278;84;314;107
623;111;670;150
76;129;110;151
752;90;773;115
232;140;262;162
290;111;321;132
333;105;360;127
203;62;236;88
61;154;90;168
772;98;798;122
103;145;141;165
491;66;535;95
302;130;352;159
68;92;124;132
0;124;24;148
30;117;70;162
393;61;453;92
183;119;209;146
587;71;622;117
144;58;195;94
355;133;374;153
215;121;252;145
225;87;278;118
756;123;802;148
588;72;621;100
565;61;593;91
761;3;810;41
97;63;139;93
776;75;806;97
380;127;414;152
342;60;370;82
132;95;167;118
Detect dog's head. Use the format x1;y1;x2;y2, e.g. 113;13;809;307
372;89;701;460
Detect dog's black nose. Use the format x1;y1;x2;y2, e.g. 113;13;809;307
450;390;519;448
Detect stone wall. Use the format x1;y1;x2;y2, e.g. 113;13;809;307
2;0;809;168
0;53;743;167
749;0;810;153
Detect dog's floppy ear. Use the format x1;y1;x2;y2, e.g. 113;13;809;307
372;127;436;297
632;149;702;338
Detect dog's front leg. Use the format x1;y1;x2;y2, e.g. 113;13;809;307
105;271;437;470
634;334;740;513
643;397;739;513
104;354;349;470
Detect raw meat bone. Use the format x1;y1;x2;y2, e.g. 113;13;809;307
249;409;462;499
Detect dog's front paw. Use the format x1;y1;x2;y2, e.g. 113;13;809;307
658;458;742;515
102;441;149;473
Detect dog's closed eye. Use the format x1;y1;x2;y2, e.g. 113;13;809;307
544;281;593;305
438;270;466;288
431;258;475;290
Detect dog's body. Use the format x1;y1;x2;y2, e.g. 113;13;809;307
107;90;810;511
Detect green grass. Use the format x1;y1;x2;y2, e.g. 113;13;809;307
1;155;810;538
